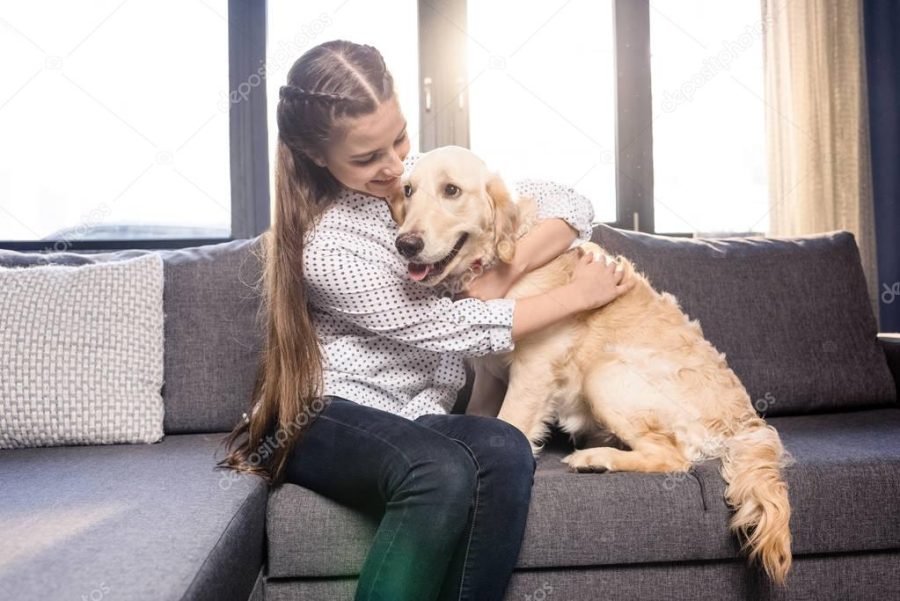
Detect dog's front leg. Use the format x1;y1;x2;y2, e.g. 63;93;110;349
496;359;556;456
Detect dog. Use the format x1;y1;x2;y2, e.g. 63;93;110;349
387;145;793;584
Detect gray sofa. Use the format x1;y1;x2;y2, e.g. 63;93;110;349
1;224;898;601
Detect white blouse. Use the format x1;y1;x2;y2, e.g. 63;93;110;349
303;152;595;419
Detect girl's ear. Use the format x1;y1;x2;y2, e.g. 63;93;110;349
306;150;327;168
386;186;406;225
485;171;519;263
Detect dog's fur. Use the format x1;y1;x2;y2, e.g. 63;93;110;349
388;146;793;584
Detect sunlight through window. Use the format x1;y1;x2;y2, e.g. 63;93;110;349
650;0;768;235
467;0;617;223
0;1;230;242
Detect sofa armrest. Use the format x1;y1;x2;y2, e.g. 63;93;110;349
878;333;900;398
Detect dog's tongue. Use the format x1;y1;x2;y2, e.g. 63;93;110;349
408;263;431;281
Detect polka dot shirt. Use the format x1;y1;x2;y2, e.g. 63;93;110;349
303;152;595;420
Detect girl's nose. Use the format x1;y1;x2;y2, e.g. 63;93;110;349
384;149;404;177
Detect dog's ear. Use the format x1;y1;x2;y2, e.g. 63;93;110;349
486;171;519;263
385;186;406;225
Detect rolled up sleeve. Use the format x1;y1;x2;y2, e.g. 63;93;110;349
514;179;595;241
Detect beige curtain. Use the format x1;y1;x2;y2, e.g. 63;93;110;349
762;0;879;320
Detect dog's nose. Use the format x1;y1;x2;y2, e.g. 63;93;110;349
395;233;424;258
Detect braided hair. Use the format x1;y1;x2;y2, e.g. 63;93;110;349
278;85;348;104
217;40;397;486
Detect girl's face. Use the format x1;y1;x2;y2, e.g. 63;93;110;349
313;94;410;199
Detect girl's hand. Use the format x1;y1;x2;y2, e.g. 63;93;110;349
569;251;633;311
456;261;520;301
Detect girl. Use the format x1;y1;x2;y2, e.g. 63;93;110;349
220;40;631;601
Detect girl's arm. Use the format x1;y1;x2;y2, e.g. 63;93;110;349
305;243;517;357
517;178;595;241
304;243;602;357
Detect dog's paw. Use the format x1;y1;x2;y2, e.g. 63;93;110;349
561;449;610;473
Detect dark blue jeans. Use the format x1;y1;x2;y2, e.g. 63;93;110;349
282;396;536;601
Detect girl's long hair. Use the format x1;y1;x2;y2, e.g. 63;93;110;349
216;40;396;486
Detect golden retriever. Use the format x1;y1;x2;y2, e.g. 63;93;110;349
387;145;793;584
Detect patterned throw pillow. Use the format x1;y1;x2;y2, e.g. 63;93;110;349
0;253;165;448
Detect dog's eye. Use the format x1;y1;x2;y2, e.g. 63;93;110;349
444;183;460;197
403;184;412;197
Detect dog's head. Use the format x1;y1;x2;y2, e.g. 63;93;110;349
388;146;520;289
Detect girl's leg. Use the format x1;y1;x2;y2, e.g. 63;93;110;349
414;413;536;601
281;397;478;601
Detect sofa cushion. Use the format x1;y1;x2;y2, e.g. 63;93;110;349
266;452;737;579
592;226;896;415
265;408;900;577
743;408;900;554
0;237;265;433
153;238;265;433
1;254;165;449
0;433;267;600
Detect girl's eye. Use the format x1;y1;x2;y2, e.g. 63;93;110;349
444;184;460;196
354;134;404;166
403;184;413;197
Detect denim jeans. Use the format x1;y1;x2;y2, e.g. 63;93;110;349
281;395;536;601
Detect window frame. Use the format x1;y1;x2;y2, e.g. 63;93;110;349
611;0;655;234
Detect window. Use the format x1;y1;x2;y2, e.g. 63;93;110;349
649;0;767;235
0;0;232;249
422;0;768;235
466;0;617;223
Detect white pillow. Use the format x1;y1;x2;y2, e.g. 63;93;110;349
0;253;165;449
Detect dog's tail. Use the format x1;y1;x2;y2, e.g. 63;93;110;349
720;417;793;585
